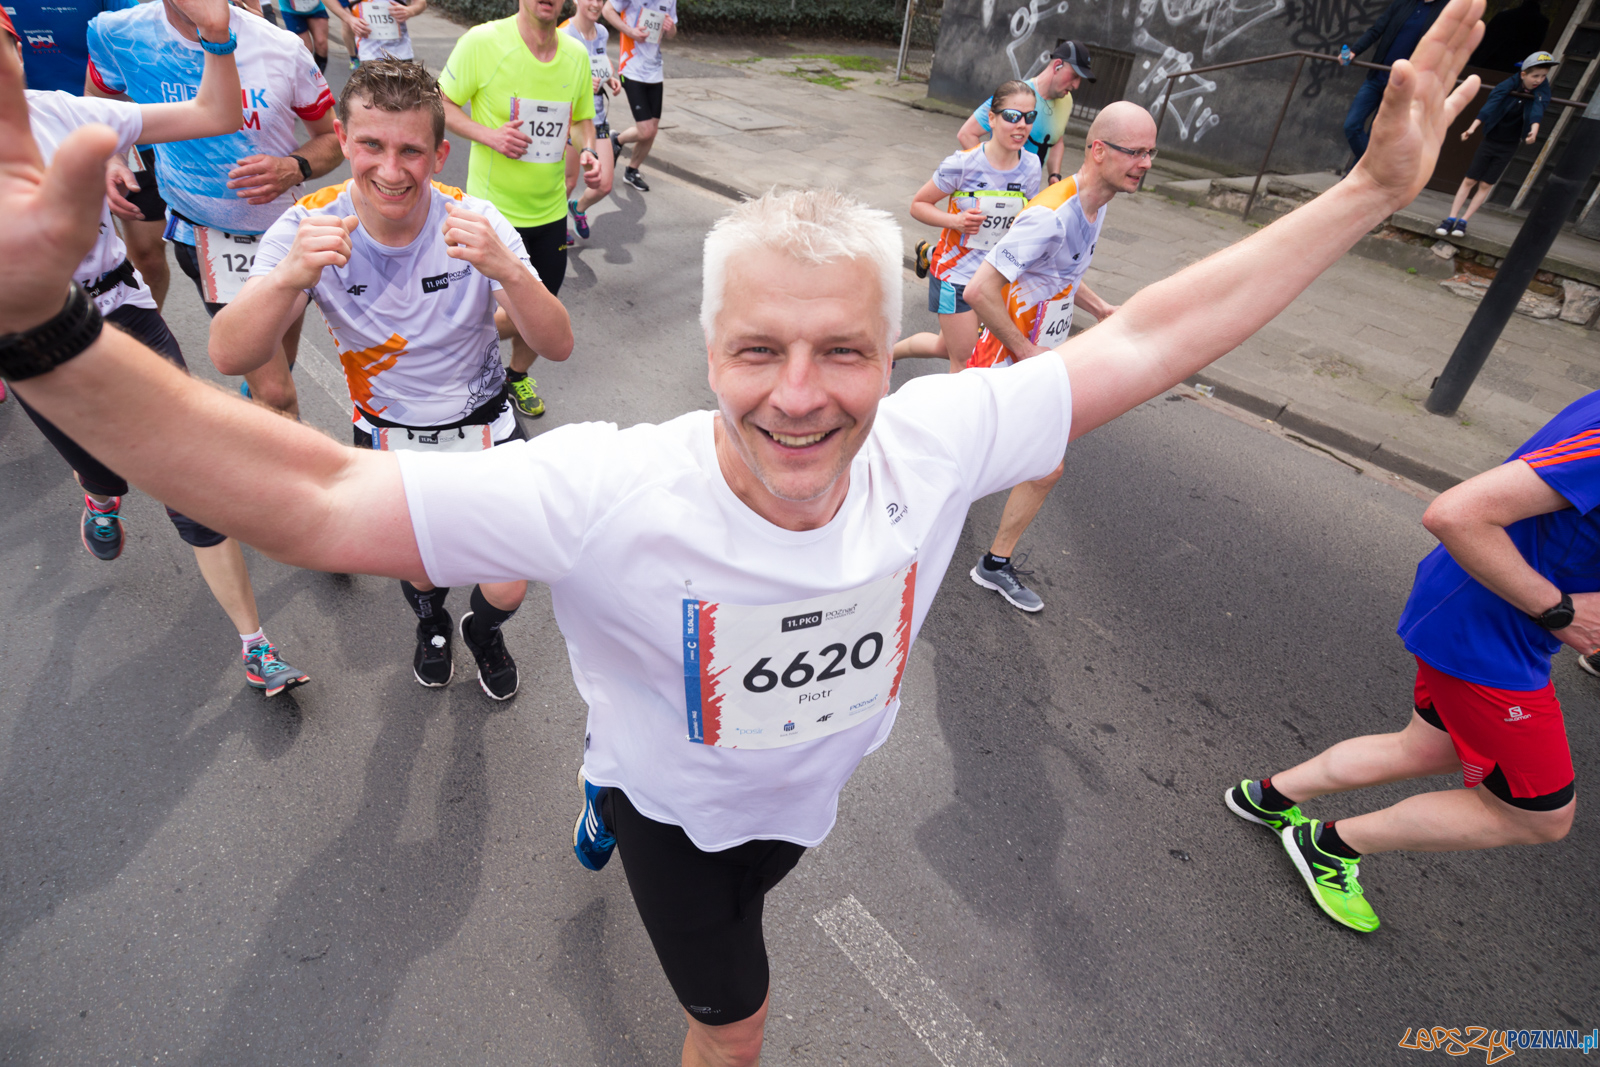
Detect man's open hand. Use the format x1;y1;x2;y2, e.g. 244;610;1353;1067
228;154;301;204
0;40;117;333
105;154;144;220
1349;0;1486;210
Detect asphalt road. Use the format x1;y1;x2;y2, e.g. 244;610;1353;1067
2;65;1597;1067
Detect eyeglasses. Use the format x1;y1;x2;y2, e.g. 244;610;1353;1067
994;108;1038;124
1098;139;1158;161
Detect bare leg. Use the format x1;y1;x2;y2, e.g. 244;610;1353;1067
682;994;767;1067
989;460;1065;557
1337;787;1574;854
1459;180;1498;222
1272;711;1462;801
120;217;171;311
191;538;262;634
892;331;947;362
1448;178;1475;219
622;117;659;170
575;138;616;212
479;580;527;611
936;309;979;373
309;17;328;65
340;15;357;60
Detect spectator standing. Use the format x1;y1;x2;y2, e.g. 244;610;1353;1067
1436;51;1555;238
1340;0;1446;161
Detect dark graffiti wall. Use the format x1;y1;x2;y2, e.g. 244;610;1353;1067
928;0;1396;174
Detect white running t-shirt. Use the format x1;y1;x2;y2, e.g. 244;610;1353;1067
352;0;415;62
26;90;158;316
614;0;675;83
396;355;1073;850
87;3;335;238
251;180;537;429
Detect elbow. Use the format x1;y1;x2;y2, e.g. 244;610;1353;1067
1421;492;1468;542
545;329;574;362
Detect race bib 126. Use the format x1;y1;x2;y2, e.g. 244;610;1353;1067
195;226;259;305
682;564;916;749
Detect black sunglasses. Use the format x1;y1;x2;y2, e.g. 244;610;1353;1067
994;108;1039;124
1098;139;1158;161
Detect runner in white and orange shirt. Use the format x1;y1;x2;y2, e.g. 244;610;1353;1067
210;60;573;700
602;0;674;192
962;101;1153;612
893;79;1040;373
331;0;426;64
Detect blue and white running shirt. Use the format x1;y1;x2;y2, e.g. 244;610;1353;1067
86;3;334;236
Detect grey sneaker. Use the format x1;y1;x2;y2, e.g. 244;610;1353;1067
970;557;1044;612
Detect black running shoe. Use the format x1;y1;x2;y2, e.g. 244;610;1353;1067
623;167;650;192
460;611;519;701
413;615;454;688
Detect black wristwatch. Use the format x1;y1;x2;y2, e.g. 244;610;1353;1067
290;154;313;184
0;283;104;382
1529;592;1575;630
1049;171;1062;182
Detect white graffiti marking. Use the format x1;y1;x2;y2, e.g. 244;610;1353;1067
1002;0;1072;79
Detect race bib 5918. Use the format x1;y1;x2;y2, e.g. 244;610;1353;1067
682;564;917;749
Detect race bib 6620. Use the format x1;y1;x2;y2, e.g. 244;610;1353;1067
682;564;916;749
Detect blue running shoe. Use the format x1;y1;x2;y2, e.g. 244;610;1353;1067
243;640;310;697
570;200;590;239
573;767;615;871
239;380;251;399
81;495;124;561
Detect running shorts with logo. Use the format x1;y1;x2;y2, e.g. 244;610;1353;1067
253;179;537;438
621;78;663;123
18;304;227;548
394;355;1075;1019
1395;391;1600;809
970;176;1104;368
88;3;335;277
614;0;674;87
972;89;1072;166
350;0;414;62
1411;658;1574;810
929;278;971;315
925;145;1041;290
513;220;570;297
600;787;804;1024
560;17;611;128
278;0;329;35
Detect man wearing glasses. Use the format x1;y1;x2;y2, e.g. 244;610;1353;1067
958;41;1094;187
964;101;1157;612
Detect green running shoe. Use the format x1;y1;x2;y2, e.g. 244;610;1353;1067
1224;779;1310;834
507;370;544;418
1282;822;1380;933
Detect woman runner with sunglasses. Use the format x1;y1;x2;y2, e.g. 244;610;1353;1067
894;80;1041;372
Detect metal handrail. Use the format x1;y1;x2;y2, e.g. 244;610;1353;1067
1151;50;1584;222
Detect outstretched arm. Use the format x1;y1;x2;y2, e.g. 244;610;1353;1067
130;0;243;143
0;42;426;582
1056;0;1485;442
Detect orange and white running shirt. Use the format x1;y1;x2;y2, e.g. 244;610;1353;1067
251;180;538;430
969;176;1105;368
926;145;1041;287
614;0;675;83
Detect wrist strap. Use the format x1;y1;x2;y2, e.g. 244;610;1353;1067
0;283;104;382
199;28;238;55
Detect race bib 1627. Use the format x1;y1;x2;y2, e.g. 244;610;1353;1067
681;564;917;749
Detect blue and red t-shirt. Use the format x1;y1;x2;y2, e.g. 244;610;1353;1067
1397;391;1600;689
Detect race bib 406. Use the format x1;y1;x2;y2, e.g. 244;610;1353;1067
682;564;917;749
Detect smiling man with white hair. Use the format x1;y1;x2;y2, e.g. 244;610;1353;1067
1;0;1486;1058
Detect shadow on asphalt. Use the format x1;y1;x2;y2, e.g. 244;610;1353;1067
195;677;489;1065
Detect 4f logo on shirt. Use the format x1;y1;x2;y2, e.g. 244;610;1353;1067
346;284;368;295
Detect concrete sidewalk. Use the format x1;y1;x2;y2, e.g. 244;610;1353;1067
417;16;1600;490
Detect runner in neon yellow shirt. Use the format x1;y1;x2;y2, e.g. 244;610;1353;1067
440;0;599;416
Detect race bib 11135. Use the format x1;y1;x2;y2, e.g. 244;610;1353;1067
682;564;917;749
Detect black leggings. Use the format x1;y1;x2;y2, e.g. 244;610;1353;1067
603;788;805;1026
16;303;226;548
514;219;568;298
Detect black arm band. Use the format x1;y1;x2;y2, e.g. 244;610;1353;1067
0;283;104;382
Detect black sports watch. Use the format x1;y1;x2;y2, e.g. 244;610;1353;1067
0;283;104;381
1049;171;1063;182
1529;592;1575;630
290;154;313;184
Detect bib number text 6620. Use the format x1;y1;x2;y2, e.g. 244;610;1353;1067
742;632;885;694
